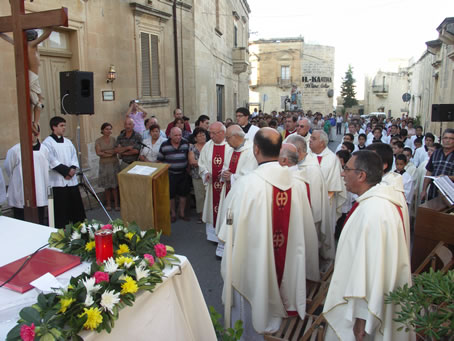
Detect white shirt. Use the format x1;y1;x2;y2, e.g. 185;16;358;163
140;136;166;162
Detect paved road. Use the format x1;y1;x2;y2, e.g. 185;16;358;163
86;129;343;317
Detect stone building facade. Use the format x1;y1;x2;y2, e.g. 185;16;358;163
0;0;250;181
249;38;335;114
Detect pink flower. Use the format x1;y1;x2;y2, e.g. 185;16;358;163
94;271;109;284
20;323;35;341
101;224;113;230
144;253;155;266
154;244;167;258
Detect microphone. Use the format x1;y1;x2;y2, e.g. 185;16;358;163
138;142;150;149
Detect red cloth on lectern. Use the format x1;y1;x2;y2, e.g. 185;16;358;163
211;145;225;227
225;151;242;195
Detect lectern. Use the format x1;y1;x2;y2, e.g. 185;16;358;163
118;162;171;235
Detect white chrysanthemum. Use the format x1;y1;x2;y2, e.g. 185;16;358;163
88;228;95;240
100;289;120;314
140;231;146;238
80;224;87;234
123;259;133;269
135;265;150;281
113;225;123;234
132;256;140;262
123;227;129;233
71;231;81;241
103;257;118;274
82;277;101;294
118;274;127;281
84;294;94;307
139;260;147;268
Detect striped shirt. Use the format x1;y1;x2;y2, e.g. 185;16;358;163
157;139;189;174
426;148;454;199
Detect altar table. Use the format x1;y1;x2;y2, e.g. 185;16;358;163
0;216;216;340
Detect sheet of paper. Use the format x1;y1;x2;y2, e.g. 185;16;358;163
30;272;64;294
127;165;157;176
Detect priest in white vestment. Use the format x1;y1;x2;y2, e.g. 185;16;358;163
284;118;311;152
309;130;346;245
286;134;335;263
218;128;314;339
199;122;232;242
215;125;258;256
323;151;414;341
4;131;50;224
278;143;320;282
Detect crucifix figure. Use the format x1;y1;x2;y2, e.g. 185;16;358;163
0;0;68;222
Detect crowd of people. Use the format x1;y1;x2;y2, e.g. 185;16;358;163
1;100;453;340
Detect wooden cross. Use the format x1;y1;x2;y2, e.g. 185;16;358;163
0;1;68;223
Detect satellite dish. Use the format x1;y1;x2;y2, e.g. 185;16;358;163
327;89;334;98
402;93;411;102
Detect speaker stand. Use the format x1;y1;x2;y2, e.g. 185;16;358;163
75;115;112;222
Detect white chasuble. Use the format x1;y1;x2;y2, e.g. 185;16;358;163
218;162;315;334
323;184;414;341
42;136;79;187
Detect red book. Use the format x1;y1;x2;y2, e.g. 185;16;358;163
0;248;81;293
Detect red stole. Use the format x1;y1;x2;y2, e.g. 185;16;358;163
317;156;322;164
284;129;295;138
212;144;225;227
272;187;292;287
343;201;359;228
305;182;311;207
225;151;242;195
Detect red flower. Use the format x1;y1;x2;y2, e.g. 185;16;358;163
20;323;35;341
144;253;155;266
154;244;167;258
93;271;109;284
101;224;113;230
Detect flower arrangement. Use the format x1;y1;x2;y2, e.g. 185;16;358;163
6;220;179;341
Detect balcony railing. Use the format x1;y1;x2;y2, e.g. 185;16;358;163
372;85;389;93
277;77;292;87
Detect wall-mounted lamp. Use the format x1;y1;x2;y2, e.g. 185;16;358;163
107;65;116;83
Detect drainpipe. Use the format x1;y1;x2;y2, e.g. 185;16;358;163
173;0;181;108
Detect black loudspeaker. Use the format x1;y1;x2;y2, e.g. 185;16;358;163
59;71;94;115
432;104;454;122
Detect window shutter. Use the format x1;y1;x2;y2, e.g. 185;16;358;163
150;34;161;97
141;32;151;97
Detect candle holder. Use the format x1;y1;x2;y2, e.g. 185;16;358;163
95;230;113;263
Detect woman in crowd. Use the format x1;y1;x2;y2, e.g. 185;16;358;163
188;127;207;223
139;124;166;163
95;122;120;211
174;117;191;140
126;100;148;134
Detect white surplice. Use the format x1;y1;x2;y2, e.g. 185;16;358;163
42;136;79;187
323;184;414;341
244;124;260;141
4;143;50;208
218;162;315;335
293;154;334;261
199;139;232;241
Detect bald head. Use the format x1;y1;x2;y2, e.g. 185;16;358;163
169;127;182;144
286;134;307;161
279;143;298;167
253;127;282;163
226;124;245;149
209;121;226;144
124;118;134;132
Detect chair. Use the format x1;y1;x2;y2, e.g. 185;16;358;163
413;241;454;275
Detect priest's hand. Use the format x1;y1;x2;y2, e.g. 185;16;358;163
205;173;212;184
221;170;232;181
353;318;366;341
68;168;76;178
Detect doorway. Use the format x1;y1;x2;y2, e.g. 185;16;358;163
216;85;224;122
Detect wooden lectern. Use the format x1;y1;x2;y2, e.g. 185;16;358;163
412;195;454;271
118;162;171;235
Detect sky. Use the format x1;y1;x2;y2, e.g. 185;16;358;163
247;0;454;101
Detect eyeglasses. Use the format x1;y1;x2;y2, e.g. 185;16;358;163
235;114;245;118
297;125;306;128
343;166;365;173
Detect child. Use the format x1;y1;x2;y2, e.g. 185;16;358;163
394;154;414;206
358;133;367;150
403;147;417;179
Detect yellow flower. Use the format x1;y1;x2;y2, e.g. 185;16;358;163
121;276;138;294
59;297;75;313
67;284;74;290
79;307;103;330
116;244;130;255
115;256;134;268
125;232;134;240
85;241;95;251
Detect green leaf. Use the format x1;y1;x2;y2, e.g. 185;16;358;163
40;332;55;341
49;328;62;339
19;307;42;325
6;323;24;340
37;294;47;308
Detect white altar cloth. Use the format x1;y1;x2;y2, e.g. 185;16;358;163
0;216;216;341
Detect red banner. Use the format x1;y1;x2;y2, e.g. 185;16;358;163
272;186;292;287
212;144;225;227
225;151;242;195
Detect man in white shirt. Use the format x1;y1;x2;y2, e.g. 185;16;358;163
236;107;259;141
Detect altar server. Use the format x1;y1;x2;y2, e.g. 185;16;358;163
43;116;85;228
199;122;232;242
218;128;314;338
215;125;257;256
4;130;49;224
323;151;413;341
286;134;334;263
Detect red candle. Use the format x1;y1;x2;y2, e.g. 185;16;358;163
95;230;113;263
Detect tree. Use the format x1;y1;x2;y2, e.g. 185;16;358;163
340;65;358;109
